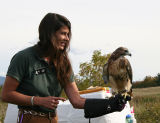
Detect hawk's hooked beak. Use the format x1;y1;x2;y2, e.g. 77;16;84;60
125;52;132;56
128;53;131;56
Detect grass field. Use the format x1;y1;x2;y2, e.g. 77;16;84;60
0;87;8;123
130;86;160;123
0;86;160;123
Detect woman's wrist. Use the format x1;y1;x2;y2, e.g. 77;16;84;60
32;96;40;106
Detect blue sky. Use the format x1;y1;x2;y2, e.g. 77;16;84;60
0;0;160;81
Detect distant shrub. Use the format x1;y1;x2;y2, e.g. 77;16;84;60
133;74;160;88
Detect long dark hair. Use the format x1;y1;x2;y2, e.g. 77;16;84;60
36;13;72;87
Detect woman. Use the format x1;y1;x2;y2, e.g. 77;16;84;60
2;13;127;123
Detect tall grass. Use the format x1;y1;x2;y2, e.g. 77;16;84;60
0;101;7;123
130;87;160;123
0;86;8;123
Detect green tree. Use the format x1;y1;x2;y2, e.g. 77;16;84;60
76;50;111;90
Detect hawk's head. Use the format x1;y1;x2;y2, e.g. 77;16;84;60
111;47;131;60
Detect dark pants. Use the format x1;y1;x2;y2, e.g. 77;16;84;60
17;110;58;123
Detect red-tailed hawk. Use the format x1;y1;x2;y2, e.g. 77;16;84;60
103;47;132;99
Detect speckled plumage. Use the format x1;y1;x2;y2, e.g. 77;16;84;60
103;47;133;98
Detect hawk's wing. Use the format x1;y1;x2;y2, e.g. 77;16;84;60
124;58;133;96
102;62;109;84
125;59;133;84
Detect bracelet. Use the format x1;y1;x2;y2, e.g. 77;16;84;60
31;96;35;106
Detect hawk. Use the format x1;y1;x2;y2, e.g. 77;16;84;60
103;47;133;99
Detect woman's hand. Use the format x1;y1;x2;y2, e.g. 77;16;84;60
34;96;66;109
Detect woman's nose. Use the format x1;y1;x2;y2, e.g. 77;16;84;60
65;34;69;41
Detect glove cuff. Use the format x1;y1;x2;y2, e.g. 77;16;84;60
84;98;114;118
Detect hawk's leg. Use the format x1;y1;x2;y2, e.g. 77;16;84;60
119;90;131;101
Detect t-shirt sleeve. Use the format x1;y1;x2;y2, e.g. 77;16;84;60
6;52;27;83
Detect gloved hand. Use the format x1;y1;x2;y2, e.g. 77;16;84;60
84;94;128;118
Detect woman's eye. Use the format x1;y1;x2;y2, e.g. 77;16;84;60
61;32;65;35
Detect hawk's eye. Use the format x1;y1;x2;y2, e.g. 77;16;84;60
124;50;128;52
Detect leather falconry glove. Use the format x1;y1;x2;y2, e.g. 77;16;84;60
84;94;129;118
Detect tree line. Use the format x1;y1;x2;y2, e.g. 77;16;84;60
132;73;160;88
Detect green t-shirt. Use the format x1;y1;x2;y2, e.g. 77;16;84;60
7;46;74;113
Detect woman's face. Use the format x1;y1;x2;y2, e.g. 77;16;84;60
51;26;70;51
